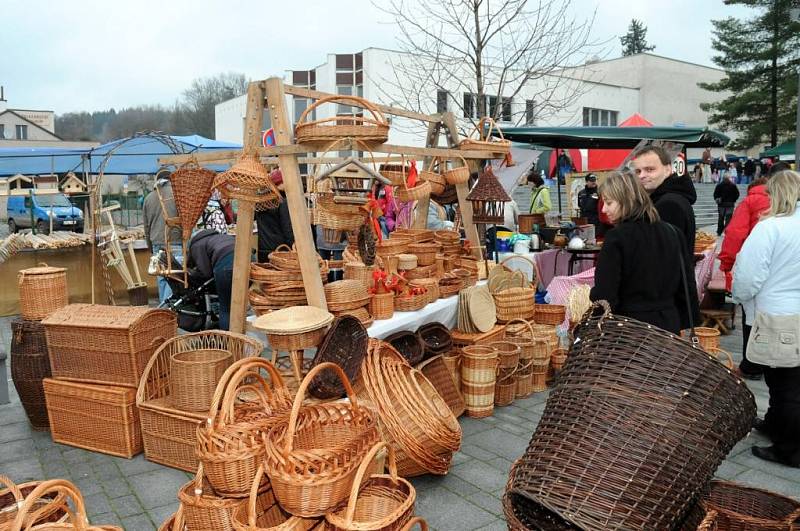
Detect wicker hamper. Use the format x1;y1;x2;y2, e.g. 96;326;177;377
43;378;142;458
43;304;177;388
18;264;68;321
10;319;52;430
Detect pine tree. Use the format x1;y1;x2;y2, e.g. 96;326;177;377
700;0;800;149
620;19;655;56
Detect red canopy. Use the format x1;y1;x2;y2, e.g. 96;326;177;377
587;113;654;170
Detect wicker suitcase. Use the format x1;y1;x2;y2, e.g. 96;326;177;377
43;378;142;458
43;304;177;388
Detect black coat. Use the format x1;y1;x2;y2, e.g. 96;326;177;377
650;174;696;257
188;229;236;280
255;197;294;262
590;218;700;334
713;179;740;207
577;186;600;225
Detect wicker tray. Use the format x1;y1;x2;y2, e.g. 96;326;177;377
308;315;369;399
44;378;142;458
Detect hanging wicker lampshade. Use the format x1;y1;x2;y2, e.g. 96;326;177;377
170;160;216;240
213;153;282;209
466;166;511;224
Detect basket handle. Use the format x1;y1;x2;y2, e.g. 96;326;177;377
190;463;207;502
506;318;534;340
0;474;24;506
11;479;86;531
246;465;267;527
221;382;273;423
284;362;359;455
706;347;734;370
401;516;429;531
585;300;612;329
296;95;387;128
342;441;399;525
170;506;185;531
206;357;287;428
273;244;293;253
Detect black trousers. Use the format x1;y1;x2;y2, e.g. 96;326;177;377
717;206;735;236
739;306;765;375
763;366;800;466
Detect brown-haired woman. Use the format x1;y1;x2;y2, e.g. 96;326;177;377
589;171;700;334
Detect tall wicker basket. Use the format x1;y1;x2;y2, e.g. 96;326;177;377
18;264;68;320
10;319;52;430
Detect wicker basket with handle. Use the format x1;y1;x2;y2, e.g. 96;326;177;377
18;264;68;321
0;475;68;531
230;466;320;531
178;463;246;531
443;156;470;185
395;179;431;204
369;293;394;320
295;95;389;147
459;117;511;155
533;304;566;326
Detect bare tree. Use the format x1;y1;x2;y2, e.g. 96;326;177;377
375;0;601;134
178;72;249;138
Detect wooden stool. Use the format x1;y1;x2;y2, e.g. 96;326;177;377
700;307;734;334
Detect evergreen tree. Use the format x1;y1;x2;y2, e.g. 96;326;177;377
620;19;655;56
700;0;800;149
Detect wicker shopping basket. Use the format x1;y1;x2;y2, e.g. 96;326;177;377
178;464;244;531
0;475;67;530
295;95;389;147
231;466;320;531
533;303;566;326
264;362;380;517
9;479;122;531
18;264;68;321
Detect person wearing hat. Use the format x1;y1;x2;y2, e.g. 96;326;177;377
255;168;294;262
577;173;601;228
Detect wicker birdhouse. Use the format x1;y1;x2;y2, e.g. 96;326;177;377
316;157;390;206
466;166;511;224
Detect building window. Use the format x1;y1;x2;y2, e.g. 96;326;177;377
436;90;449;113
501;97;512;122
293;98;309;125
582;107;618;127
15;124;28;140
525;100;535;125
463;93;476;119
487;95;499;119
0;124;4;139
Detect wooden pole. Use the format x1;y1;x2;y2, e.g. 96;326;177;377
228;82;264;334
264;77;327;309
413;120;441;229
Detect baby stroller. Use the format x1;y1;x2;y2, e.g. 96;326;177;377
154;250;220;332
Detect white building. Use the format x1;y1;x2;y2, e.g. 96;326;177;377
215;49;732;158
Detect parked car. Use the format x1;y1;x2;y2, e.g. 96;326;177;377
7;192;84;234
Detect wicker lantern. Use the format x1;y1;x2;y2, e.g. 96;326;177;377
466;166;511;224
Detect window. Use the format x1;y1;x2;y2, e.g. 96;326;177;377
525;100;535;125
293;98;309;125
15;124;28;140
436;90;449;113
487;95;499;118
501;97;512;122
582;107;618;127
0;124;4;139
336;85;353;114
463;93;476;119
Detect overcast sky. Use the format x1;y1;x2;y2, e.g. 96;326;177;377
0;0;754;115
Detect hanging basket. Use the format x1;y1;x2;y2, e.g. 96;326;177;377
380;163;412;187
443;156;471;185
170;159;216;240
395;179;431;203
295;95;389;147
420;158;446;195
459;117;511;155
213;153;282;209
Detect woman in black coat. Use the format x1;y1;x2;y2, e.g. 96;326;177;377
590;171;699;334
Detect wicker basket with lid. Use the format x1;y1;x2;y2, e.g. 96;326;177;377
18;263;68;320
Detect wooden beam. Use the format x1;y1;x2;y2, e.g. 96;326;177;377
264;77;327;310
413;120;441;229
228;81;265;334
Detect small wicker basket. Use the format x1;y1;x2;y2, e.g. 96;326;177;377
169;349;232;412
369;292;394;321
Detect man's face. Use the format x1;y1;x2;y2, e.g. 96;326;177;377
586;180;597;189
632;152;672;191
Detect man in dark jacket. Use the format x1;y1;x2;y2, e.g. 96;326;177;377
713;175;740;235
187;229;235;330
631;145;697;256
255;169;294;262
577;173;600;227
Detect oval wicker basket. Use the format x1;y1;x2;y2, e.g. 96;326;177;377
459;117;511;155
0;475;68;530
394;291;427;312
533;303;566;325
407;243;440;266
703;480;800;531
295;95;389;146
395;179;431;203
230;466;320;531
494;287;536;323
380;163;412;187
170;349;232;412
178;464;245;531
307;315;368;400
18;264;68;321
385;331;425;366
410;279;439;305
325;280;370;312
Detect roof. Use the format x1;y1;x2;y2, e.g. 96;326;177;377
759;139;796;159
581;52;724;73
494;126;730;149
0;110;61;140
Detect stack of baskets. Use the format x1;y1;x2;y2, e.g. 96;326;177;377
343;261;376;290
505;319;536;399
434;230;462;256
41;304;177;459
11;264;69;430
490;341;520;407
249;247;329;314
461;345;498;418
325;279;373;327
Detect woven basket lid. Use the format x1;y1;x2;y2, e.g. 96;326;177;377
19;264;66;276
324;279;369;304
468;285;496;333
252;305;334;334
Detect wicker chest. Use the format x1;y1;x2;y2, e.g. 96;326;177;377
42;304;176;388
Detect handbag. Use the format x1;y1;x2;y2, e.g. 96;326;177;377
746;311;800;368
671;224;698;343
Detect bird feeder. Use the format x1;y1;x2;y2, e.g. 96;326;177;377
466;165;511;224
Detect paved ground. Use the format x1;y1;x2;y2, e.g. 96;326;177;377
1;307;797;531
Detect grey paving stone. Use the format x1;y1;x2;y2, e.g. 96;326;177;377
460;443;498;462
451;450;471;467
41;460;69;478
115;455;164;477
62;447;94;464
73;474;104;496
487;457;514;475
714;460;747;481
84;491;113;517
0;404;29;425
0;439;34;464
148;503;180;528
731;448;800;484
415;487;496;531
477;518;508;530
91;512;123;528
452;460;509;493
127;468;188;509
459;417;494;437
121;513;157;531
467;429;529;461
0;421;33;443
111;494;146;517
495;421;532;437
102;476;133;499
31;430;55;449
435;473;481;497
466;490;505;517
1;457;43;482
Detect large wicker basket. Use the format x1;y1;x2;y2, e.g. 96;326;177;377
0;475;68;530
295;95;389;147
459;117;511;155
136;331;263;472
10;319;52;430
704;480;800;531
18;264;68;321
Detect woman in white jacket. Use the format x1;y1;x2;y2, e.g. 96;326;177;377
732;170;800;467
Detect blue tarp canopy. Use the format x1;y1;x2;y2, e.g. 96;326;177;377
0;134;242;177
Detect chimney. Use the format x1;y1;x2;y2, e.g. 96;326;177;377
0;86;6;113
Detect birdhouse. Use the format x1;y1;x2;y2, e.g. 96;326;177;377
466;166;511;224
316;157;390;206
5;174;34;195
60;172;87;195
35;174;60;191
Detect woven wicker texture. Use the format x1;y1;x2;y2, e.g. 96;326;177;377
178;464;243;531
264;362;380;517
197;357;293;498
395;179;431;204
213;153;282;209
394;291;427;313
10;319;52;430
507;301;758;531
9;479;122;531
169;349;232;412
295;95;389;146
416;355;465;418
533;304;566;326
43;304;177;388
170;160;217;240
0;475;68;530
18;264;68;321
494;287;536;323
459;117;512;155
324;442;416;531
324;280;370;312
407;243;439;266
43;378;142;458
136;330;263;472
703;480;800;531
231;466;320;531
369;293;394;321
465;167;510;224
308;315;368;399
385;331;425;366
416;322;453;361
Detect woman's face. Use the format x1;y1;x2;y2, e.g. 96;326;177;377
602;198;621;224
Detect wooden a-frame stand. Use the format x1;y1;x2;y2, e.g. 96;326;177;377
161;77;500;334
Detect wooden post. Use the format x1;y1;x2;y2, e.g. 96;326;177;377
264;77;327;309
228;82;264;334
413;120;440;229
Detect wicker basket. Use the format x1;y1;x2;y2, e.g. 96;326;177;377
443;161;470;185
404;264;437;280
395;179;431;204
171;160;217;240
136;331;263;472
43;378;142;458
325;280;370;312
407;243;439;266
488;341;521;370
18;264;68;321
178;464;244;531
685;327;722;352
376;238;409;262
344;262;377;290
533;304;566;326
264;362;380;517
385;331;425;366
295;95;389;147
409;279;439;305
231;466;320;531
43;304;177;388
197;357;293;498
507;301;757;531
0;475;68;530
397;254;418;271
461;346;498;418
380;163;411;187
324;442;416;531
417;355;465;418
459;117;511;155
704;480;800;531
551;348;567;372
494;288;536;323
369;293;395;320
441;349;461;393
307;315;368;399
394;292;427;312
10;319;52;430
417;322;453;360
392;228;435;242
423;169;447;196
494;373;517;407
514;361;534;399
169;349;232;412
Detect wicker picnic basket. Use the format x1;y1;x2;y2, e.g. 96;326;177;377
42;304;176;388
136;330;263;472
264;362;380;517
170;349;232;412
324;442;416;531
384;331;425;366
8;479;122;531
369;293;394;320
533;304;566;326
231;466;320;531
171;159;217;240
214;153;282;209
416;355;465;418
703;480;800;531
43;378;142;458
459;117;511;155
507;301;758;531
307;315;368;400
0;475;68;531
178;464;246;531
18;264;68;321
295;95;389;147
10;319;52;430
197;357;293;498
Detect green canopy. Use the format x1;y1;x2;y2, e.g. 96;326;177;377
493;126;730;149
759;139;796;158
